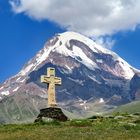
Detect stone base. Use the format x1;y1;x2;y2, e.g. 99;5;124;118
35;107;68;122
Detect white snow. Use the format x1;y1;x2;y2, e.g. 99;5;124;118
68;77;84;86
88;75;101;84
73;46;99;69
58;31;116;55
83;101;87;104
13;87;19;92
58;32;98;52
20;63;34;76
96;59;103;63
78;98;83;102
16;31;137;79
16;77;21;81
80;103;84;106
84;106;89;110
55;44;99;70
57;32;136;79
99;98;104;103
117;57;135;79
1;91;10;96
79;100;87;106
65;65;72;71
16;77;26;83
19;78;26;83
36;47;49;64
35;43;59;68
65;91;72;96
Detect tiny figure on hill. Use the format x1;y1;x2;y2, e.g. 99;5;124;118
35;67;68;122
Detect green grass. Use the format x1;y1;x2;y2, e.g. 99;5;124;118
0;113;140;140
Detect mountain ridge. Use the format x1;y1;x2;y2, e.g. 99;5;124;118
0;31;140;123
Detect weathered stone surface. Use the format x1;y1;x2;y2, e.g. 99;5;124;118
41;67;62;108
35;107;68;122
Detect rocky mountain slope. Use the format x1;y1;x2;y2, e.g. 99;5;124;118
0;32;140;124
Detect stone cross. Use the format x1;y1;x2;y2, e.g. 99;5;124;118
41;67;61;108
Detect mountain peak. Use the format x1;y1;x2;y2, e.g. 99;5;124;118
16;31;137;79
47;31;136;79
57;31;121;55
56;31;110;54
0;31;140;123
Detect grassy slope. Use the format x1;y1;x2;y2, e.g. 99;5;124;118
113;100;140;114
0;114;140;140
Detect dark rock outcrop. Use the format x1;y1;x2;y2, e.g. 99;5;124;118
35;107;68;122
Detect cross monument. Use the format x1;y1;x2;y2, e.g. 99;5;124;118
41;67;61;107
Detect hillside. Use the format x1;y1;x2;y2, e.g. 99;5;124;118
113;100;140;114
0;113;140;140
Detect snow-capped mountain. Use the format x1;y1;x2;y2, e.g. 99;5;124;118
0;32;140;123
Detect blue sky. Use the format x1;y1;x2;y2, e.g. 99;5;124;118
0;0;140;83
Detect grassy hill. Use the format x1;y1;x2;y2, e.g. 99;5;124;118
112;100;140;114
0;113;140;140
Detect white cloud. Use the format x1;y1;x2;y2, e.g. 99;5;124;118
9;0;140;37
95;37;116;49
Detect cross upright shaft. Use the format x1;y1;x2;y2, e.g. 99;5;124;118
41;67;61;108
